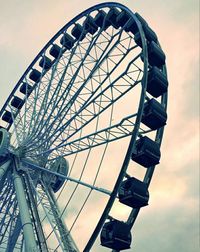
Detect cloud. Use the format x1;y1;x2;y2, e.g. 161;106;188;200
133;200;198;252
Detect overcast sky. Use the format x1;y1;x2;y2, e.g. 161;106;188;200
0;0;199;252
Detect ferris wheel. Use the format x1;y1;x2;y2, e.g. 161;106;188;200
0;2;168;251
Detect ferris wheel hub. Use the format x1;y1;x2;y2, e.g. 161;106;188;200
15;145;27;159
42;156;69;193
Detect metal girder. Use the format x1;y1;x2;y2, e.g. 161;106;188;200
12;162;38;251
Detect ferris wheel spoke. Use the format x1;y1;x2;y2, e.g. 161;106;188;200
29;113;136;159
58;102;111;213
26;171;80;252
7;105;21;146
26;48;141;154
25;24;117;142
26;29;124;147
52;98;104;205
27;67;60;138
29;28;128;145
29;182;68;251
0;170;22;249
25;75;58;140
25;66;48;139
0;197;18;246
27;40;88;140
0;181;14;210
42;182;80;252
6;214;22;252
0;200;15;233
52;34;137;122
49;125;112;249
22;160;112;197
36;74;140;156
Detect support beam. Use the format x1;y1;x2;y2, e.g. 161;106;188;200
0;160;11;179
40;180;79;252
22;159;111;196
12;167;38;252
24;173;49;252
47;187;79;252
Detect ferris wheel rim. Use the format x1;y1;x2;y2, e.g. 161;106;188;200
0;1;142;122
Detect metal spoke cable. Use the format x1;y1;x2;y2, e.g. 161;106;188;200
27;40;87;140
0;197;17;245
25;65;49;138
25;28;123;149
26;171;67;251
8;105;21;147
52;51;111;203
44;66;104;239
50;65;115;247
27;61;141;159
25;44;138;156
25;24;112;144
28;28;123;146
38;113;85;225
54;102;114;252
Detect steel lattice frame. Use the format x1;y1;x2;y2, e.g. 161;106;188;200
0;2;168;252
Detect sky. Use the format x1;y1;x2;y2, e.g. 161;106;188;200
0;0;199;252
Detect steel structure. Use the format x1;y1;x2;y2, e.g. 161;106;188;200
0;2;168;251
